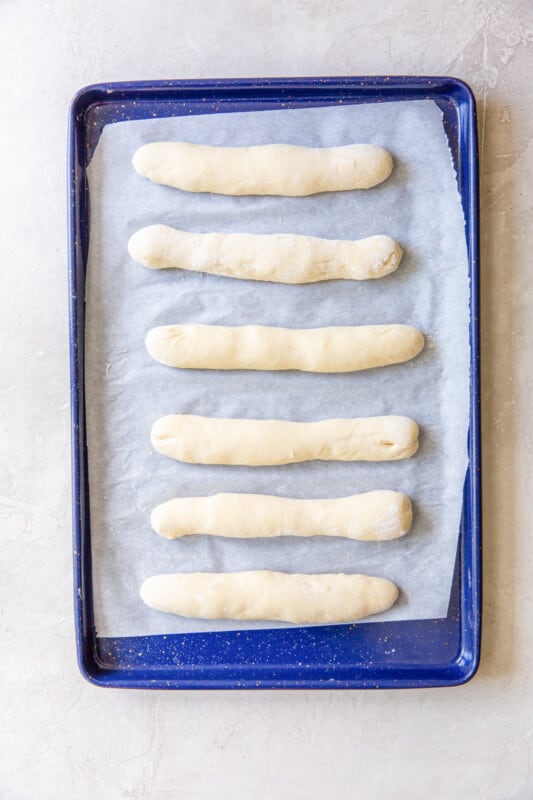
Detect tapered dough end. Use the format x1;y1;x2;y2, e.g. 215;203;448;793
132;143;161;181
360;491;413;540
365;235;403;278
145;326;177;366
150;502;174;538
150;415;178;457
128;224;171;269
363;145;394;188
387;416;420;459
401;325;425;361
396;493;413;538
373;576;400;611
140;575;165;609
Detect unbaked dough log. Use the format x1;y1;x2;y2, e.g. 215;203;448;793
146;324;424;373
132;142;393;195
151;414;419;465
128;225;403;283
140;571;399;623
151;491;412;541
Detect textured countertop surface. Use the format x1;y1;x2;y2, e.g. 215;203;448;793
1;1;532;798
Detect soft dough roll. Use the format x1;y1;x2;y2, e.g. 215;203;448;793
145;324;424;373
150;414;420;465
151;491;413;541
128;225;403;283
132;141;394;195
140;571;400;624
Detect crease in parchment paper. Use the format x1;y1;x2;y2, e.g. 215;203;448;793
85;99;470;637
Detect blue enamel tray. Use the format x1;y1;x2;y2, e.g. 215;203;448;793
68;77;480;689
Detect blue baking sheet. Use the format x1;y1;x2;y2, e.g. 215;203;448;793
68;77;480;689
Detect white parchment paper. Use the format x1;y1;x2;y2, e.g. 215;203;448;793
85;100;470;637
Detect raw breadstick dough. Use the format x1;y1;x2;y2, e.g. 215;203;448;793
132;142;393;195
146;324;424;373
151;414;419;465
140;571;399;624
151;490;412;541
128;225;403;283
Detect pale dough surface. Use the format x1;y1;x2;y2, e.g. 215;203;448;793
140;571;399;624
151;490;412;541
132;141;393;195
151;414;419;465
146;323;424;372
128;225;402;283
